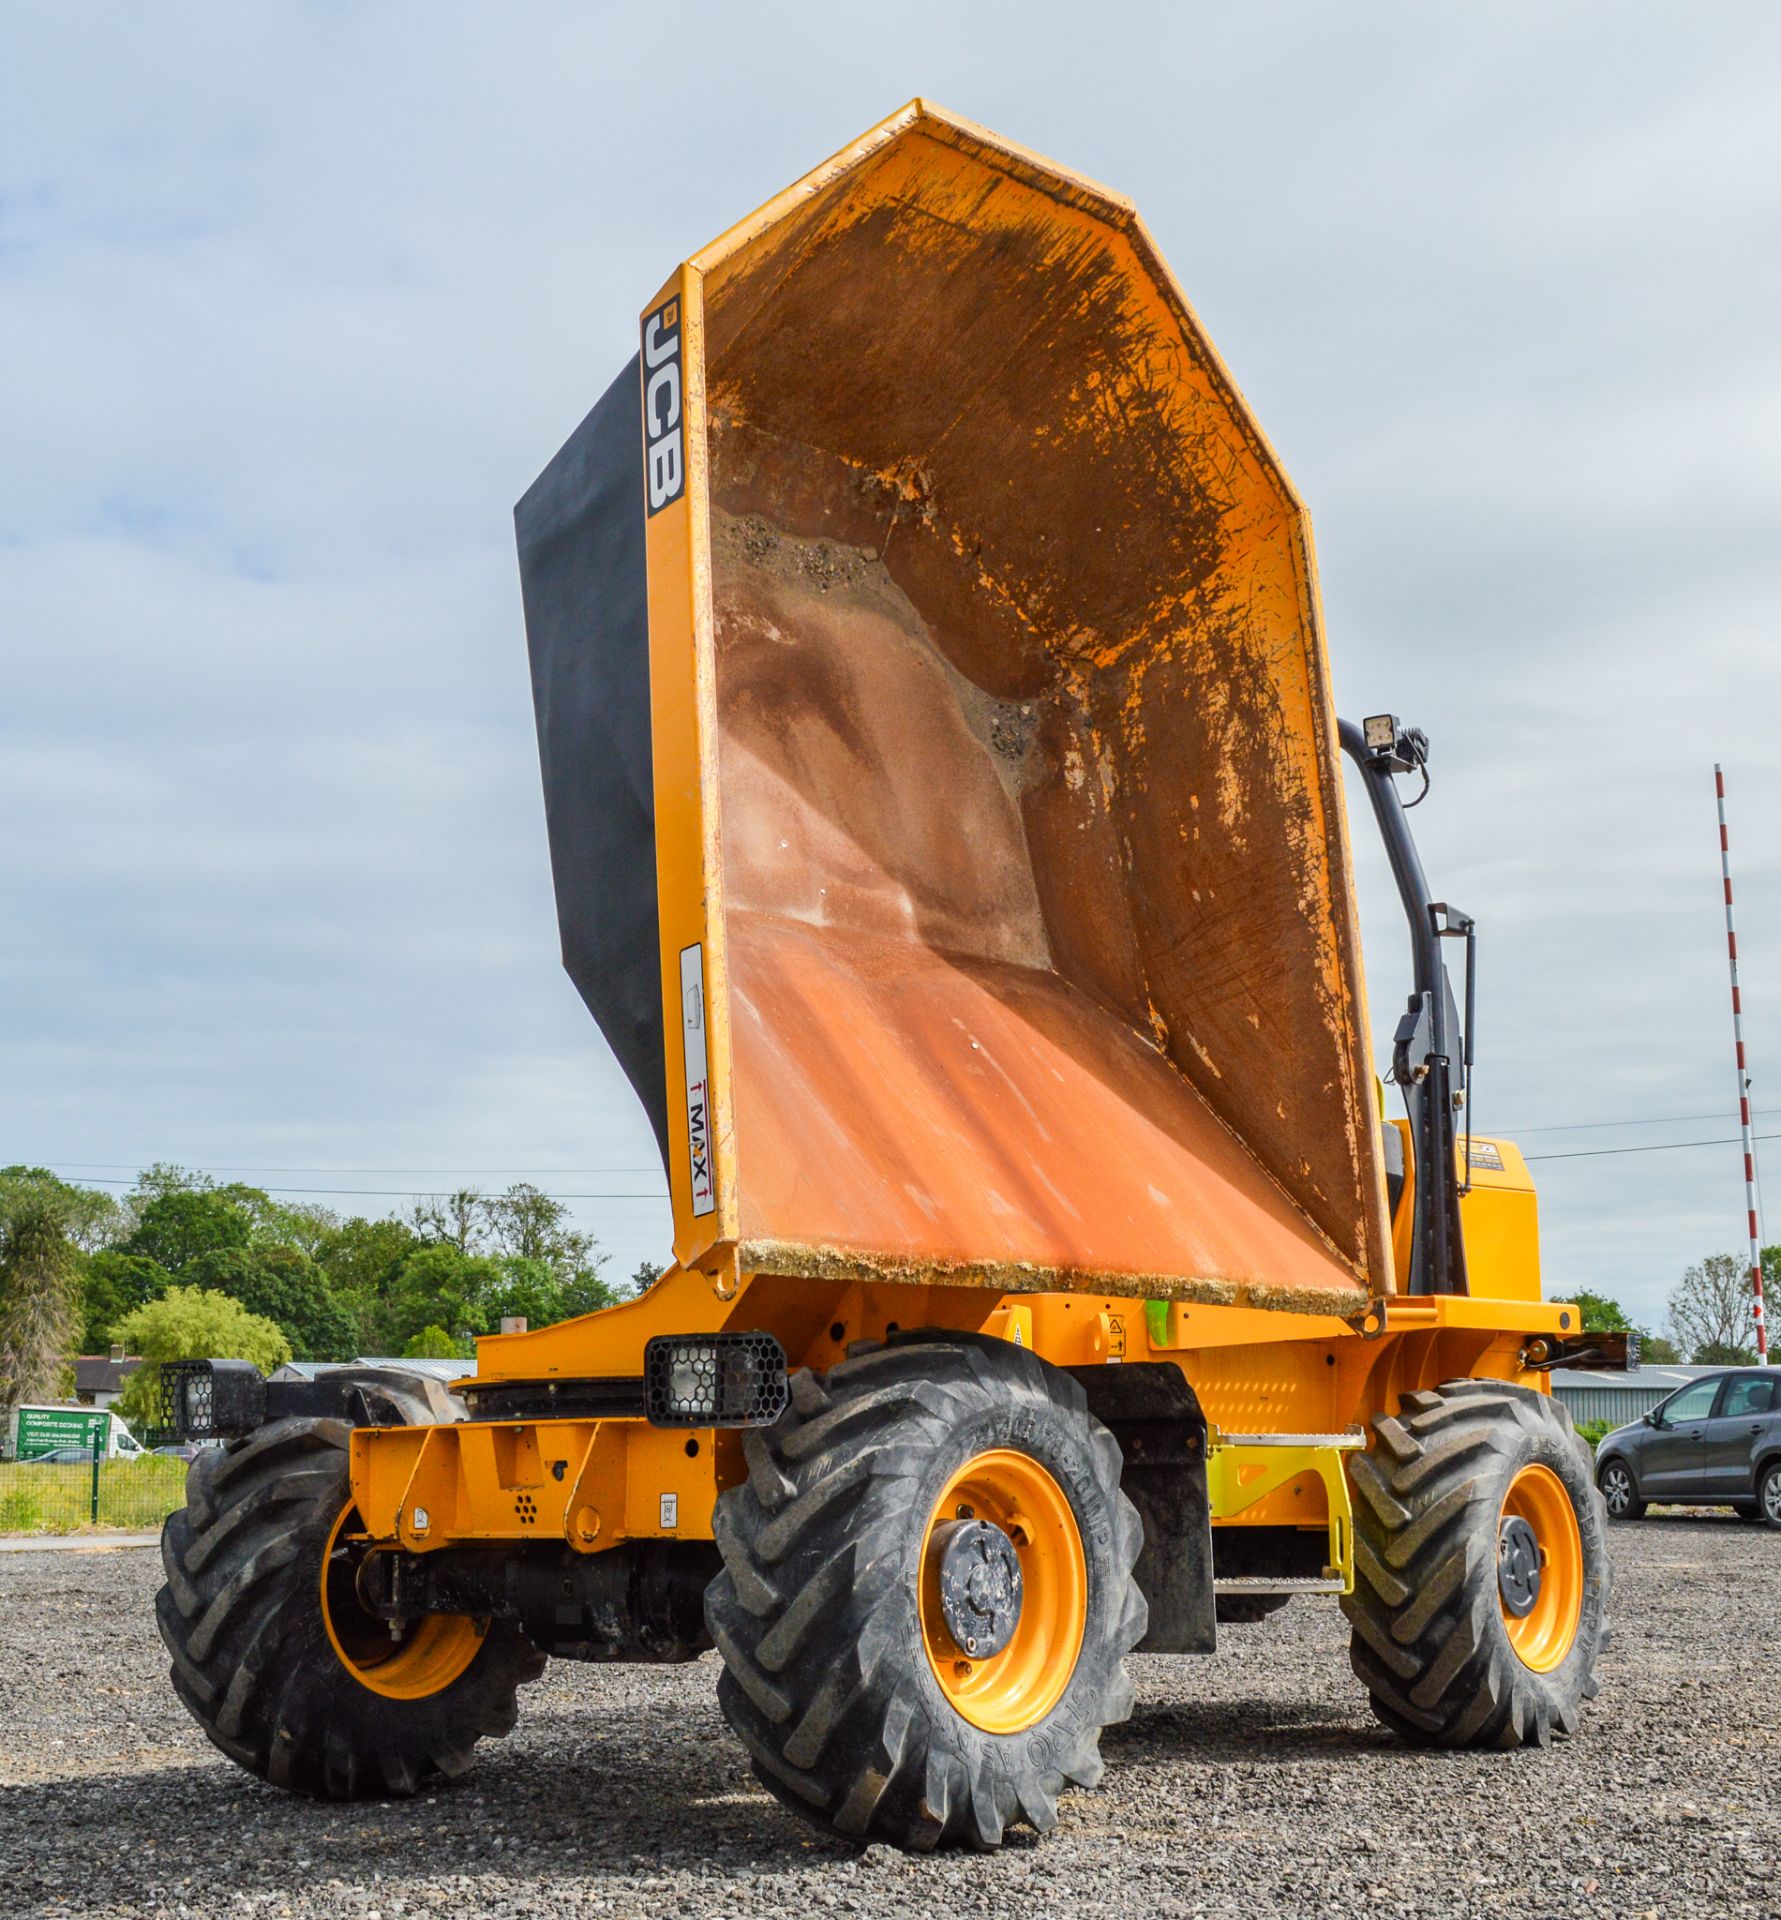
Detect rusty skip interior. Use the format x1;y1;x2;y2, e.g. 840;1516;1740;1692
689;117;1390;1307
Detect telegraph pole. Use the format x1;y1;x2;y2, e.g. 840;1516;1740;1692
1716;765;1769;1361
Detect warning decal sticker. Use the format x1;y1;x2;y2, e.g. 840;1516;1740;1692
680;944;716;1217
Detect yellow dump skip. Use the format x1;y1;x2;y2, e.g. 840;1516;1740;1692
643;101;1392;1309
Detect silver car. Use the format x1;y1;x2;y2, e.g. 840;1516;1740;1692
1596;1368;1781;1527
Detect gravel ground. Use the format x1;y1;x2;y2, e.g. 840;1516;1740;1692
1;1516;1776;1920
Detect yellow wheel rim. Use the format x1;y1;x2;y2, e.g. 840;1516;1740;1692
321;1505;484;1701
1498;1463;1583;1673
919;1449;1087;1735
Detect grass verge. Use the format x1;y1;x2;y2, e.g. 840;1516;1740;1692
0;1456;189;1534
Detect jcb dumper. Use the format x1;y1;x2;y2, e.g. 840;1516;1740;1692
155;103;1614;1851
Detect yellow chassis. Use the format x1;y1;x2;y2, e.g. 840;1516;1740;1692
348;1265;1579;1587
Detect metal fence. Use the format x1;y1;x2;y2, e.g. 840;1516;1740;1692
0;1438;191;1535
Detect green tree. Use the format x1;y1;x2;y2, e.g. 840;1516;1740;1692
124;1166;336;1261
411;1185;606;1282
1637;1331;1682;1365
470;1257;567;1334
332;1285;396;1359
80;1249;173;1351
384;1242;503;1351
252;1200;339;1260
312;1216;422;1355
404;1184;609;1334
559;1265;621;1318
186;1245;358;1362
402;1323;471;1360
1571;1291;1632;1334
129;1163;213;1206
114;1287;291;1427
124;1187;254;1275
486;1183;599;1272
0;1198;81;1415
314;1215;418;1295
1695;1338;1760;1367
630;1260;665;1296
1667;1252;1760;1364
0;1166;125;1252
410;1189;487;1255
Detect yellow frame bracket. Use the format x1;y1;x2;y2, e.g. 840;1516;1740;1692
1205;1427;1365;1594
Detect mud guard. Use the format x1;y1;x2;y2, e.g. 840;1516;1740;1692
1070;1362;1216;1654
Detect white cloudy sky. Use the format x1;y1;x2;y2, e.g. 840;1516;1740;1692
5;3;1780;1333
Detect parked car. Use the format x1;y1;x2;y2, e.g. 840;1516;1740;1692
153;1443;204;1461
1596;1368;1781;1526
24;1445;104;1465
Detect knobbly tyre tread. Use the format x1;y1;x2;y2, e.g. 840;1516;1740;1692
157;1400;545;1798
705;1334;1147;1851
1341;1378;1610;1750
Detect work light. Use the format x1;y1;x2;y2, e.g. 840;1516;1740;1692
643;1333;789;1428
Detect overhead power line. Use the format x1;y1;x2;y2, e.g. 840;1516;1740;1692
1524;1131;1781;1165
1506;1106;1781;1136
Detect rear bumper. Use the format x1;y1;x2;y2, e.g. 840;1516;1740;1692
347;1414;734;1553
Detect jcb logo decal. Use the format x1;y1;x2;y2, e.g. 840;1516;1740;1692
642;298;685;515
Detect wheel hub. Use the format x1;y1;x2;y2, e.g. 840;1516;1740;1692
1497;1512;1543;1617
933;1519;1024;1657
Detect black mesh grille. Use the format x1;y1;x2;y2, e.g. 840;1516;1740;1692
644;1333;788;1428
154;1359;266;1440
156;1361;213;1438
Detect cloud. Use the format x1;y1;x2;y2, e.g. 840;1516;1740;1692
4;2;1780;1322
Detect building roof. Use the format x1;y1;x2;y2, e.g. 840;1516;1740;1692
1547;1363;1750;1393
73;1354;142;1395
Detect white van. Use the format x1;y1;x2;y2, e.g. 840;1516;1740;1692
5;1404;148;1462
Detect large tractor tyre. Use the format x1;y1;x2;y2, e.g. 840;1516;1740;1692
1343;1379;1610;1751
705;1334;1147;1851
1596;1457;1645;1522
157;1415;545;1797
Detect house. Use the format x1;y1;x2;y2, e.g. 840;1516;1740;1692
73;1346;143;1409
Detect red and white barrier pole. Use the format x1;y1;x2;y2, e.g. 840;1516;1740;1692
1716;764;1769;1362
